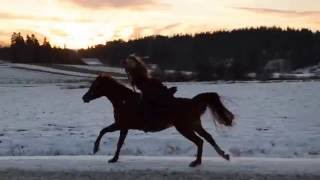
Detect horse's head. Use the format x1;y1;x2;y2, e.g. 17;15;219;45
82;73;117;103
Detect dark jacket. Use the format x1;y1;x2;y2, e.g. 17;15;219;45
135;78;176;105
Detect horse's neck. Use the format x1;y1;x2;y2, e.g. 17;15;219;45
105;85;137;106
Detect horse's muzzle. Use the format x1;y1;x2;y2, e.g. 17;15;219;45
82;94;91;103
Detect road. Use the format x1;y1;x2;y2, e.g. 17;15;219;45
0;156;319;179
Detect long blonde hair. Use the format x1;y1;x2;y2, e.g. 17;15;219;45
125;54;149;89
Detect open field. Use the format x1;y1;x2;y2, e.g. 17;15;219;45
0;62;320;178
1;63;320;158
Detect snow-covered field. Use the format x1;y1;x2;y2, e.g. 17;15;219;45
63;64;126;74
10;63;97;78
0;64;91;84
0;63;320;159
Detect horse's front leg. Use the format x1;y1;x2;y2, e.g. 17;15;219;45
93;123;119;154
109;129;128;163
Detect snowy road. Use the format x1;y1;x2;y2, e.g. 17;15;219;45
0;156;319;180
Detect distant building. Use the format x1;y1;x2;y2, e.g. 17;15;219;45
81;58;103;65
147;63;159;71
245;72;257;79
264;59;290;73
314;65;320;76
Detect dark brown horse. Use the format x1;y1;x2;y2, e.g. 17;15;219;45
82;74;234;167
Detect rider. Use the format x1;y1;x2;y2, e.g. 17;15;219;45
124;54;177;132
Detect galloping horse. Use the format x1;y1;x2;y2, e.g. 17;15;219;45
82;74;234;167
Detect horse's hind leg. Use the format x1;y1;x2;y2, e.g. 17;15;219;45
175;126;203;167
109;129;128;163
195;125;230;161
93;123;119;154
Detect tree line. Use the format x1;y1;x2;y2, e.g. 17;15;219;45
78;26;320;80
0;32;82;64
1;27;320;80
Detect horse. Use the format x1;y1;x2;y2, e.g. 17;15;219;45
82;74;234;167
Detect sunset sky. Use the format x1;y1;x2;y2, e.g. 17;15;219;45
0;0;320;49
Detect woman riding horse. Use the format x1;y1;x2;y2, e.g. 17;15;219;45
83;74;234;167
83;55;234;167
124;54;177;132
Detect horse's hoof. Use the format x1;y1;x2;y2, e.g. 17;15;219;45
223;154;230;161
93;146;99;154
218;150;230;161
189;160;201;167
108;157;118;163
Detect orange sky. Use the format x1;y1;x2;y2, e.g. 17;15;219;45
0;0;320;49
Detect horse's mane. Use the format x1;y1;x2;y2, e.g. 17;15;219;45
98;73;138;96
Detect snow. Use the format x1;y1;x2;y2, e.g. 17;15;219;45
0;65;90;84
0;156;319;179
1;155;319;173
2;63;126;83
1;64;320;159
294;63;320;74
9;63;97;78
81;58;103;65
63;64;126;74
279;73;317;79
271;63;320;79
1;63;320;178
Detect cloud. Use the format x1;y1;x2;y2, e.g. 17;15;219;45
154;23;181;33
63;0;169;10
312;20;320;26
234;7;320;17
0;12;92;23
129;26;150;39
110;23;181;40
17;29;47;39
127;23;181;39
49;29;69;37
0;40;7;46
153;23;181;34
0;30;9;36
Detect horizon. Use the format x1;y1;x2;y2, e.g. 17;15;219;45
1;0;320;49
1;26;319;50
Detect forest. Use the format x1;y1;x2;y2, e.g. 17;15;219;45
78;27;320;80
0;32;82;64
1;27;320;80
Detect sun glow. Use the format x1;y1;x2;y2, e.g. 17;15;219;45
47;23;116;49
0;0;320;49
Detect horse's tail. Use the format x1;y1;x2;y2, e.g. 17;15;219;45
193;92;234;127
